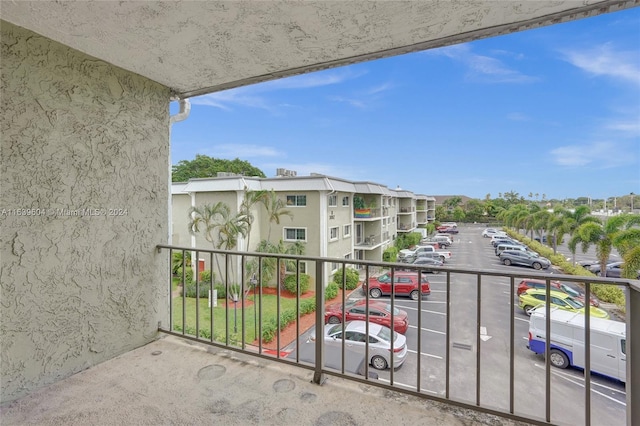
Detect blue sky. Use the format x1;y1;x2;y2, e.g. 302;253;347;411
171;8;640;201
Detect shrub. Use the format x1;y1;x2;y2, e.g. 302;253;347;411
184;281;211;298
283;273;310;294
332;267;360;290
383;247;398;263
325;282;339;300
200;269;215;284
300;297;316;314
175;266;194;285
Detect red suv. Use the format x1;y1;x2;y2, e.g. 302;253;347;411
517;279;600;307
362;271;431;300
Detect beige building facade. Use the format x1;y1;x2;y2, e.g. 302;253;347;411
171;172;436;288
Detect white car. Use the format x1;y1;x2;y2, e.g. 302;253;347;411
311;320;407;370
482;228;507;238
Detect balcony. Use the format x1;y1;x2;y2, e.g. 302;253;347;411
2;245;637;425
354;233;382;249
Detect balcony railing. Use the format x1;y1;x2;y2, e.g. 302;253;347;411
157;244;638;426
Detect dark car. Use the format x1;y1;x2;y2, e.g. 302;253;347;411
591;261;640;279
401;257;443;274
499;250;551;270
438;227;459;234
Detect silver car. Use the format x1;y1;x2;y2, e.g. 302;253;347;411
311;320;408;370
499;250;551;270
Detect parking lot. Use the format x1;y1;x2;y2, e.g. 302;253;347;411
290;224;627;426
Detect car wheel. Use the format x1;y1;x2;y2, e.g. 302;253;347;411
371;355;388;370
327;316;341;324
439;256;445;262
523;305;535;316
503;259;512;266
549;349;569;369
410;290;419;300
532;262;542;270
369;288;382;298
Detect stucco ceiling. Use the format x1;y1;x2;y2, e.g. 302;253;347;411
1;1;637;98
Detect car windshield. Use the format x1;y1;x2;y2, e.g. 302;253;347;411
384;304;401;315
564;296;584;309
377;273;391;283
376;325;396;343
328;324;343;335
560;284;581;298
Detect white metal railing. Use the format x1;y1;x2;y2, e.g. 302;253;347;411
157;244;638;426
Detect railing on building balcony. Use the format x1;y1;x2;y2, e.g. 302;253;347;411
157;244;638;426
355;233;382;248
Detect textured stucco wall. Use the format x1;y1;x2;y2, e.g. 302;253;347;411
0;22;170;402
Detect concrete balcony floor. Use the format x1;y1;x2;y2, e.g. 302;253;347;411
1;335;529;425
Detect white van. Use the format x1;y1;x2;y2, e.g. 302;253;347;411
527;307;626;382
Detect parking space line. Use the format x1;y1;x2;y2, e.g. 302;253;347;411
408;325;446;335
394;305;447;316
533;363;626;405
407;348;443;359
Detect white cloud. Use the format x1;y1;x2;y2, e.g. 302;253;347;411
210;144;281;159
427;43;537;83
561;43;640;86
550;141;636;168
190;69;363;111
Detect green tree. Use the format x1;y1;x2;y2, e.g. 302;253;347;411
172;154;266;182
571;214;639;277
188;202;248;284
261;190;293;241
563;206;601;264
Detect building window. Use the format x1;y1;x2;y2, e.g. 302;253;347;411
342;196;350;206
343;225;351;237
285;261;307;274
286;195;307;206
330;227;339;240
284;228;306;241
331;262;339;272
328;194;337;207
344;253;351;260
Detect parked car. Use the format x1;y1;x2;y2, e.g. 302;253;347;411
482;228;504;238
362;271;431;300
437;227;459;234
518;289;609;318
324;299;409;334
588;261;639;278
401;256;444;274
491;235;515;247
494;243;529;257
499;250;551;270
311;320;408;370
517;279;600;307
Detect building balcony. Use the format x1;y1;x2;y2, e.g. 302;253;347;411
2;245;638;426
354;233;383;249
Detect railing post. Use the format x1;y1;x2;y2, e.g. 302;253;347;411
313;260;325;384
627;283;639;426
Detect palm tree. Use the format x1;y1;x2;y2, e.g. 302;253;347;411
612;214;640;278
249;239;305;288
571;214;638;277
189;202;248;284
546;208;571;255
215;205;250;285
261;189;293;241
239;188;267;252
563;206;601;264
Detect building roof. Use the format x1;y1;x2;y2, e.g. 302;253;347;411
2;2;632;99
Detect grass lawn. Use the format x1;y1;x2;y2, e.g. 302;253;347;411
171;294;308;344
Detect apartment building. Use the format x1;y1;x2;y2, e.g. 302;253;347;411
171;170;436;287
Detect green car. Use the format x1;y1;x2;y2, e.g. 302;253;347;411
518;289;610;319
